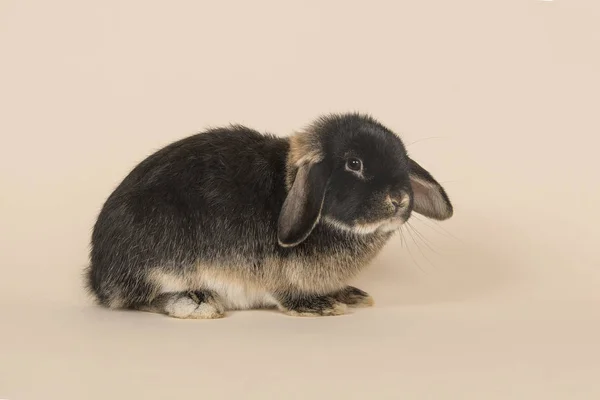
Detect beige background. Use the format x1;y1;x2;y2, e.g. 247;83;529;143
1;0;599;399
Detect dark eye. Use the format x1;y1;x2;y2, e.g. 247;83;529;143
346;158;362;172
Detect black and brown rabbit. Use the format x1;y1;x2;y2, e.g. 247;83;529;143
86;113;453;319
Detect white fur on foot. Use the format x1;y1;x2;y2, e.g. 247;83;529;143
164;296;199;319
164;296;224;319
188;301;224;319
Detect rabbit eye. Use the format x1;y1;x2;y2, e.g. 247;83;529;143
346;158;363;172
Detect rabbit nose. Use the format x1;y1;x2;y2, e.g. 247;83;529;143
389;192;408;214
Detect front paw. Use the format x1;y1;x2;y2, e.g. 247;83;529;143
333;286;374;308
279;295;348;317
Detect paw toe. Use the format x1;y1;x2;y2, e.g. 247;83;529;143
335;287;375;308
164;295;225;320
325;301;348;315
165;297;201;319
188;302;225;319
350;295;374;308
282;301;348;317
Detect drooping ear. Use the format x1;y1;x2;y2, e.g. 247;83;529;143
408;158;453;220
278;161;330;247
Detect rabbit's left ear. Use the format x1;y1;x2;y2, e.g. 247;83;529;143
278;161;329;247
408;158;453;220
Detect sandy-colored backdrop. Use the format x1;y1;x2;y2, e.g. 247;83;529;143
1;1;599;399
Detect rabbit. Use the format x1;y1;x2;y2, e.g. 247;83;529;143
85;113;453;319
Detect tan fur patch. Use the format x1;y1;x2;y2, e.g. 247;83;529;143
347;294;375;308
144;232;389;313
148;265;277;311
107;296;125;309
285;130;324;189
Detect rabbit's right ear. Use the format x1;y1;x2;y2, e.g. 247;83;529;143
278;161;329;247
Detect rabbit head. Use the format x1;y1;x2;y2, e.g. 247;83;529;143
278;113;453;247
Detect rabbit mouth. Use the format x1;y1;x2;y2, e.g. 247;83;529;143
362;216;407;234
322;215;407;235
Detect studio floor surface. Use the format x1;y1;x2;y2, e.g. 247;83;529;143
2;208;599;399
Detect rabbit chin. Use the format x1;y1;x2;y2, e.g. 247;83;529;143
322;215;406;235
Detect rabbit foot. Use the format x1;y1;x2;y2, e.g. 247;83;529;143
332;286;374;308
278;294;348;317
150;291;225;319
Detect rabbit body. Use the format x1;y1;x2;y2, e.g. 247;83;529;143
86;114;452;318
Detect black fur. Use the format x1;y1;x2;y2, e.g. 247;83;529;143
278;161;331;246
277;293;344;316
306;114;414;225
88;126;290;305
85;113;453;317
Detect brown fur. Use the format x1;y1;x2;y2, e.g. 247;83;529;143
285;129;324;189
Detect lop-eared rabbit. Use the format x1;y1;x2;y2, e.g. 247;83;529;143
86;113;453;319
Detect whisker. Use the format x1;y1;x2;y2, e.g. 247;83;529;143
411;215;452;239
405;136;447;147
400;226;427;274
427;220;464;244
398;227;406;248
412;214;464;243
407;221;443;256
406;224;437;270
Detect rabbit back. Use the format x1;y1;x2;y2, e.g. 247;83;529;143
88;127;286;306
